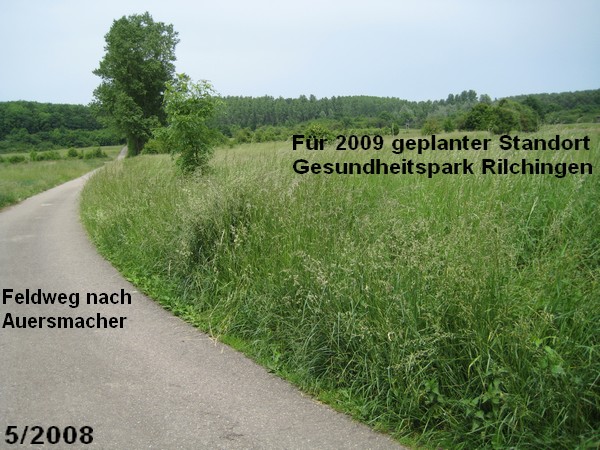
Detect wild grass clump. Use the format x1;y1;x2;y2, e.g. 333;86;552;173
81;127;599;448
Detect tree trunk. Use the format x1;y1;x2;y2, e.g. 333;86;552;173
126;135;144;157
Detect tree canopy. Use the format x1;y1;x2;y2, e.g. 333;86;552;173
92;12;179;156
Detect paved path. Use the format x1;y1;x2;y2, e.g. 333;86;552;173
0;162;404;449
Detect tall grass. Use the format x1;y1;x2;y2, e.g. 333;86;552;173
0;145;121;208
81;127;599;448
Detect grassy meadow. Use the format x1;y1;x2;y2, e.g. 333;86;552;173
0;145;122;209
80;126;599;448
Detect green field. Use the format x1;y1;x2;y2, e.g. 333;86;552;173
0;146;122;209
80;126;599;448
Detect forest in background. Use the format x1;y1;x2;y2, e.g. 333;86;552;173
0;102;122;153
1;88;599;153
214;88;600;142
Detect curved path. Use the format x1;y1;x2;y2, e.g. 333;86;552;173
0;161;404;449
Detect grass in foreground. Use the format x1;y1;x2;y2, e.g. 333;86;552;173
81;127;599;449
0;146;122;209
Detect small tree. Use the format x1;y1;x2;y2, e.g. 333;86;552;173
490;100;538;134
462;103;493;131
155;74;221;174
490;105;519;134
304;122;334;142
442;117;455;132
421;117;442;135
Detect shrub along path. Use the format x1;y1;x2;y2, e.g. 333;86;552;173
0;167;403;448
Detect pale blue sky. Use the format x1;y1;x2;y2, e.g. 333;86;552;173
0;0;598;104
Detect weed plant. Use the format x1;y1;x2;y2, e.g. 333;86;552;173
81;127;599;448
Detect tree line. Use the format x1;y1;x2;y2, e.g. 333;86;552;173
217;90;478;133
0;101;122;153
2;89;598;154
213;88;600;143
217;89;600;131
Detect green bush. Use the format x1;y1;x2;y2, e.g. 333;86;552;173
142;137;169;154
8;155;26;164
462;100;540;134
83;147;107;159
254;126;279;143
491;105;520;134
304;122;335;142
67;148;80;158
421;117;442;135
233;127;253;144
461;103;494;131
36;150;62;161
443;117;455;132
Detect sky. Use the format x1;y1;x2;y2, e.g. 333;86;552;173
0;0;598;105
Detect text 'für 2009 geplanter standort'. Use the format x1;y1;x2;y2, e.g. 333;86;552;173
291;134;593;178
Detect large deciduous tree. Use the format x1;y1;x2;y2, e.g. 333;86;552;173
92;12;179;156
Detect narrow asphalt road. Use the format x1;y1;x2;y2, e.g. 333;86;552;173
0;161;404;449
